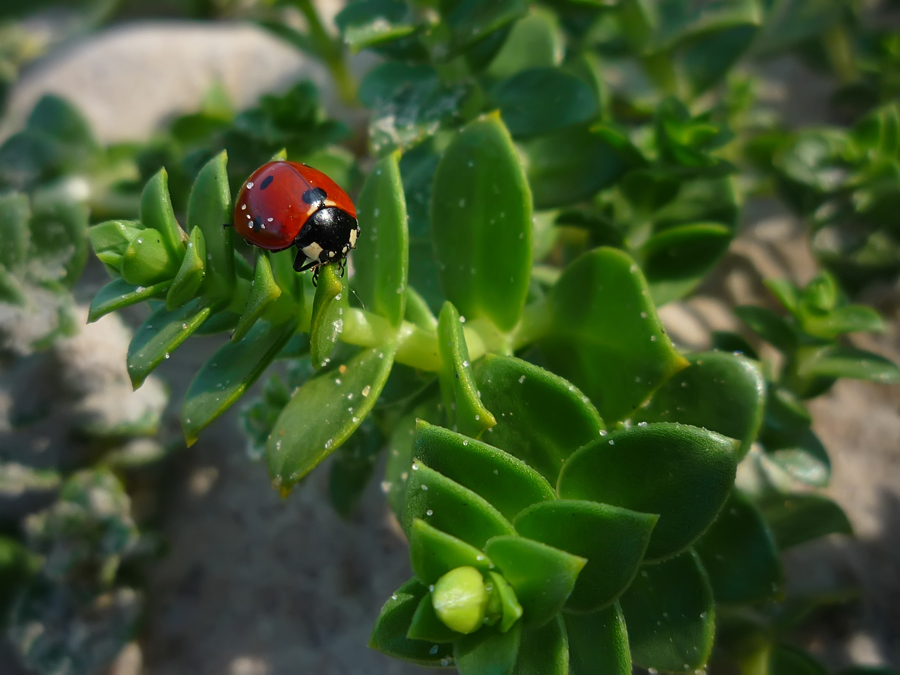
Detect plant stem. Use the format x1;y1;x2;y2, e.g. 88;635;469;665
823;23;857;84
293;0;357;105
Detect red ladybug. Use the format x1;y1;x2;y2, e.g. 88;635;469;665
232;161;359;277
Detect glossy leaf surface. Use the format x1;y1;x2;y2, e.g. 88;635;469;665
335;0;417;51
484;535;585;627
310;265;348;368
620;550;715;672
369;578;454;667
266;344;396;493
88;278;171;323
798;346;900;384
231;251;281;342
474;355;604;484
558;423;738;560
354;152;409;327
695;491;783;604
413;422;555;522
182;319;298;446
634;351;765;459
188;151;234;302
512;615;567;675
431;114;532;332
403;461;516;549
542;248;688;424
487;7;563;79
759;493;853;549
407;593;460;643
565;605;631;675
166;225;206;311
140;168;185;262
513;500;657;612
410;519;495;585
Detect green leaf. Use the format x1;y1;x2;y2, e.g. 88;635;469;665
759;493;853;549
565;605;631;675
520;126;624;209
542;248;688;424
88;278;172;323
620;550;715;672
140;168;185;262
491;68;598;139
369;578;455;667
445;0;527;55
127;298;213;388
511;615;566;675
797;346;900;384
408;592;460;643
454;622;522;675
120;228;178;286
769;644;829;675
642;223;733;305
765;278;800;314
432;114;532;332
484;535;585;626
354;152;409;327
437;303;497;437
328;419;382;518
633;351;765;459
231;250;281;342
335;0;417;52
514;500;657;612
487;570;522;632
410;519;495;585
384;396;443;517
182;319;298;446
309;265;348;368
474;354;604;484
188;151;234;302
735;305;797;352
0;192;30;270
681;24;759;95
624;0;762;54
801;304;886;339
558;423;738;561
487;7;563;80
166;225;207;311
694;491;782;604
266;344;396;493
403;460;516;549
414;421;555;522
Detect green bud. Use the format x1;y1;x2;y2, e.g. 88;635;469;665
432;566;488;635
803;272;837;313
121;229;178;286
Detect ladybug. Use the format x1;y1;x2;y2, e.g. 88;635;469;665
231;161;359;279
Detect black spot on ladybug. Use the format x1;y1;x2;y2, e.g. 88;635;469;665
251;216;263;232
260;175;274;190
302;187;327;206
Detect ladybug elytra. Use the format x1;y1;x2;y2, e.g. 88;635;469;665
231;161;360;279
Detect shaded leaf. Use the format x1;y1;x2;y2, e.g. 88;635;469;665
454;622;522;675
410;519;495;586
565;605;631;675
759;493;853;549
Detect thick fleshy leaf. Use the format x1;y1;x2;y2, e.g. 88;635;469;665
0;192;30;269
369;579;455;667
413;421;555;522
126;298;213;388
735;305;797;352
431;114;532;332
140;168;185;262
769;644;829;675
474;354;604;484
487;7;563;80
88;278;172;323
565;605;631;675
335;0;417;51
681;24;758;95
801;304;886;339
445;0;527;54
487;571;522;633
403;460;516;549
694;491;783;604
437;303;496;437
642;223;733;305
797;345;900;384
166;225;206;311
354;152;409;327
620;550;715;673
758;493;853;549
328;419;382;518
542;248;688;424
454;622;522;675
622;0;762;53
484;535;585;627
410;519;495;585
266;344;397;493
182;319;299;446
383;396;443;517
634;351;765;459
558;423;738;560
188;151;234;302
309;265;348;368
491;68;598;138
512;615;567;675
407;593;460;643
513;500;657;612
520;126;624;209
121;228;178;286
231;250;281;342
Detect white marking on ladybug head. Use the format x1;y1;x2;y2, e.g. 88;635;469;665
302;242;323;260
328;250;335;258
342;245;349;254
349;229;358;247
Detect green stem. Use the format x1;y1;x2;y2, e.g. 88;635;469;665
823;23;857;84
294;0;357;104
